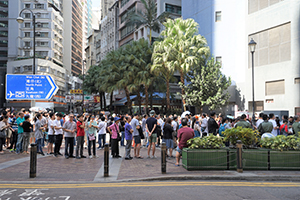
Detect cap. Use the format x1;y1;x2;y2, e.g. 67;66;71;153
114;117;120;121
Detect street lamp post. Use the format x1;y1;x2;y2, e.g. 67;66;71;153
17;9;37;108
17;9;36;75
249;38;257;126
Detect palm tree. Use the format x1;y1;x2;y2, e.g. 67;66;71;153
161;18;210;110
152;38;175;111
125;0;169;45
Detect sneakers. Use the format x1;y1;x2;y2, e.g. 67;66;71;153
147;155;150;159
89;155;93;159
93;155;98;158
76;156;81;159
151;155;157;159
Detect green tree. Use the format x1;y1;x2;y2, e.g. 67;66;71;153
152;38;175;110
179;58;231;111
125;0;169;45
161;18;210;110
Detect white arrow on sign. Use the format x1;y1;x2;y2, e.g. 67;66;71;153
45;76;59;99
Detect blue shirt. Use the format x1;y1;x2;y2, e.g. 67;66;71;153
125;122;133;140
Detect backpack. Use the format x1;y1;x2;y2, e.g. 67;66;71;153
280;125;288;136
219;123;226;136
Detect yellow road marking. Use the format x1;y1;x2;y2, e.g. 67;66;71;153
0;181;299;189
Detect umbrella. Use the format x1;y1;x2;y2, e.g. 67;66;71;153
181;111;191;118
261;133;275;140
29;107;46;113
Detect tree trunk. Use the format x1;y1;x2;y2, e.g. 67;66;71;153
166;79;171;112
110;92;113;111
137;91;142;114
144;85;149;114
103;92;106;110
150;84;153;110
180;69;186;111
124;87;132;114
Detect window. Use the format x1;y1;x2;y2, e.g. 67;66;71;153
0;1;8;8
24;32;30;37
295;107;300;116
37;32;48;37
0;31;7;37
120;25;134;39
24;23;31;28
216;56;222;66
215;11;221;22
248;0;284;14
0;21;7;27
23;65;32;71
249;22;291;68
24;13;31;18
38;66;47;72
37;41;48;47
0;10;8;18
165;4;181;15
24;41;30;47
120;6;135;23
24;51;30;57
0;39;7;47
14;67;21;73
36;51;48;57
248;101;264;112
25;4;30;8
265;80;285;95
35;4;44;9
0;51;7;57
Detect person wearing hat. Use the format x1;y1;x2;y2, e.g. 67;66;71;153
146;110;157;158
107;117;122;158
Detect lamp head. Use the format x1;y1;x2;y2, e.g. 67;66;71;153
16;16;24;24
248;38;257;53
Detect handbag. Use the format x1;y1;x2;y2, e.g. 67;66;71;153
138;127;145;139
114;124;121;141
0;129;6;138
88;133;95;141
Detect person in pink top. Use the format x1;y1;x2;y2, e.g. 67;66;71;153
107;117;122;158
175;118;194;166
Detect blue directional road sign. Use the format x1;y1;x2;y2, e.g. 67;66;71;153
6;74;59;100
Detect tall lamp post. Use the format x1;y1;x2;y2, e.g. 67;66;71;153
17;9;37;108
17;9;36;75
248;38;257;125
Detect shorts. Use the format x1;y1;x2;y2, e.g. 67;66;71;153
165;139;174;149
6;129;12;138
176;146;182;155
48;135;55;143
134;135;141;144
30;132;35;139
148;133;157;143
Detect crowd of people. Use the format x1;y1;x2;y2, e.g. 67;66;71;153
0;108;299;166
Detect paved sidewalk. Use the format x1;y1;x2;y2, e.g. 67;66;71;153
1;145;300;183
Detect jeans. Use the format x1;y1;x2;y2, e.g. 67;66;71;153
0;138;4;151
121;131;125;146
194;130;200;137
54;134;63;155
98;134;106;148
36;138;43;154
22;132;30;152
76;136;84;157
88;139;96;156
16;133;23;153
125;140;132;158
65;137;74;156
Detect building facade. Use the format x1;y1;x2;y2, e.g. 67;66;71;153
63;0;83;76
183;0;300;116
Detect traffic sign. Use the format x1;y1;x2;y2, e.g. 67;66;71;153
6;74;58;100
70;89;83;94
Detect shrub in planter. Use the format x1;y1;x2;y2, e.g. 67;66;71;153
187;135;224;149
260;135;300;151
223;127;260;147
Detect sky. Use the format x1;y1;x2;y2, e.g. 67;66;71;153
91;0;100;8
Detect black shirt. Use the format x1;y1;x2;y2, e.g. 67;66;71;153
22;121;33;132
163;123;173;139
146;117;157;134
208;117;219;135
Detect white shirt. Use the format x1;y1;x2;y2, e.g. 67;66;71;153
171;121;177;131
201;118;208;133
98;121;107;135
269;119;277;136
256;119;263;128
54;119;63;135
48;119;55;135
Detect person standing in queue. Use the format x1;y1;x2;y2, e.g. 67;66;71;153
76;114;86;159
107;117;122;158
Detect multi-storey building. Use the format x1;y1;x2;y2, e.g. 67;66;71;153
6;0;67;111
101;0;115;20
63;0;83;76
183;0;300;116
0;0;8;107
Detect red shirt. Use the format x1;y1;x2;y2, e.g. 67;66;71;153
177;127;194;150
280;124;288;133
77;121;85;137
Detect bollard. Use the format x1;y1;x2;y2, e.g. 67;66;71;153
236;140;243;173
104;143;109;177
161;142;166;174
30;143;37;178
